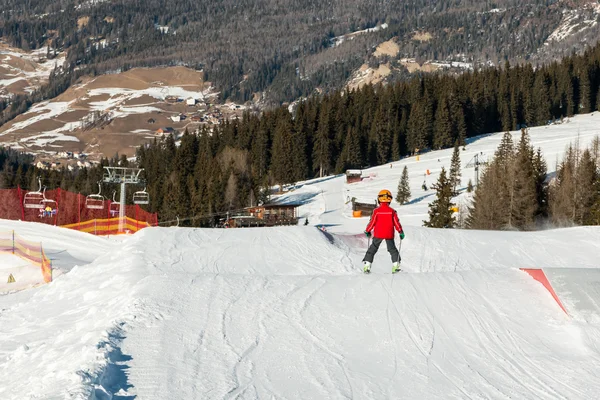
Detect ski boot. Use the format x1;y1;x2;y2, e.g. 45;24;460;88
363;261;371;274
392;261;402;274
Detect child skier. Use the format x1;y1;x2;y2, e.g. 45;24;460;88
362;189;405;273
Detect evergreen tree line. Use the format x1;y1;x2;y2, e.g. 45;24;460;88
419;131;599;230
468;132;600;230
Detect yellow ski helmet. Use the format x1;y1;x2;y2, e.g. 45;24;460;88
378;189;392;203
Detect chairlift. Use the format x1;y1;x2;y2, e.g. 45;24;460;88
110;191;121;216
38;187;57;217
23;178;45;209
132;187;149;205
86;182;105;210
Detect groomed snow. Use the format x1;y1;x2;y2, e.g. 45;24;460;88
0;114;600;399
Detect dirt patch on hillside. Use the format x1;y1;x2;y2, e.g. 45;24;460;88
107;112;167;133
122;94;159;106
13;118;66;134
2;54;38;73
56;110;89;123
84;66;206;91
400;59;440;73
5;79;29;95
0;65;17;78
84;74;148;91
374;39;400;57
126;66;205;86
347;63;392;90
77;130;155;158
77;17;90;29
412;31;433;41
75;93;112;109
0;110;46;133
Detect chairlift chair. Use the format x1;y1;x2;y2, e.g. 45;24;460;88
132;187;149;205
86;182;105;210
38;187;57;217
110;191;121;216
23;178;45;209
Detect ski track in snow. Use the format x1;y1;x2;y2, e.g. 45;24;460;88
1;113;600;398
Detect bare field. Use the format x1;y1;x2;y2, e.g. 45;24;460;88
5;79;29;95
347;63;392;90
0;64;228;163
412;31;433;41
400;59;440;73
373;39;400;57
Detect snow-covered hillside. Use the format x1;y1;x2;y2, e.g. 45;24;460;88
1;113;600;399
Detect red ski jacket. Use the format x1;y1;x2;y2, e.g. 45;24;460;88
365;203;403;239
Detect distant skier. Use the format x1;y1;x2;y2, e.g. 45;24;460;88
362;189;405;274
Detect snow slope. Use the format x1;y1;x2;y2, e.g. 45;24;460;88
1;113;600;399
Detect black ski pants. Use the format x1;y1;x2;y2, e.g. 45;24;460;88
363;237;400;263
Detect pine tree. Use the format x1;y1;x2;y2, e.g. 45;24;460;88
396;166;411;204
549;145;578;225
424;167;455;228
532;147;548;218
467;179;474;193
270;116;295;188
372;104;391;165
451;101;467;146
467;161;506;229
251;118;270;180
508;129;537;229
591;136;600;168
576;149;598;224
449;140;461;195
433;97;453;149
407;101;428;153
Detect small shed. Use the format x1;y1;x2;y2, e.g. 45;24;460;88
352;198;377;217
346;169;362;184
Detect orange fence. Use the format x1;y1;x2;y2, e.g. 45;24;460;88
62;216;151;235
0;231;52;283
0;187;158;231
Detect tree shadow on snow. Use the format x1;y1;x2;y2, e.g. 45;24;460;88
270;191;320;206
406;193;435;205
465;132;495;146
92;323;135;399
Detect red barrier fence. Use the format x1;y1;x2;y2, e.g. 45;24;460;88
0;230;52;283
0;187;158;229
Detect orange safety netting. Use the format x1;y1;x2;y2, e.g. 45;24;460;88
0;187;158;229
62;216;151;235
0;231;52;283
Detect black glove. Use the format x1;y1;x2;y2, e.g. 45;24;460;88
365;231;372;238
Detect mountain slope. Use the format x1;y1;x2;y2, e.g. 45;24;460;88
2;0;600;104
